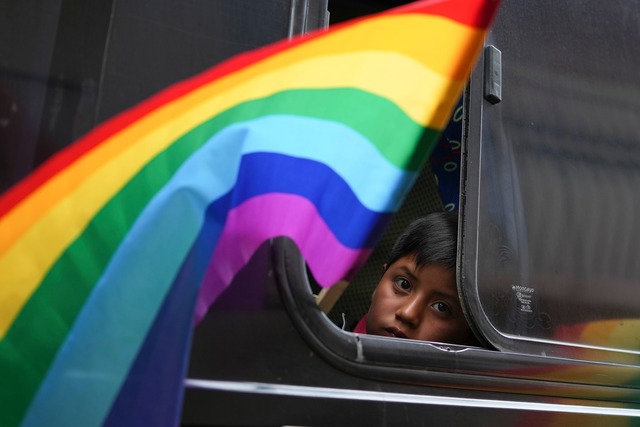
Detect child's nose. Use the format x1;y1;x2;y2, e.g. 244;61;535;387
395;295;423;327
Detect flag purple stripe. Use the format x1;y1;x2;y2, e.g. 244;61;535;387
195;193;372;321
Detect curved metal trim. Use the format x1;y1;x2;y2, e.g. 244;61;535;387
271;237;640;405
185;378;640;417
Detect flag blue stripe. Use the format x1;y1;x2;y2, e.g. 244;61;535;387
221;114;413;213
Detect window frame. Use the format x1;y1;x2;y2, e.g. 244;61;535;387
272;237;640;403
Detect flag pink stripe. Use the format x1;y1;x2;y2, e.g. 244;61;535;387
195;193;372;320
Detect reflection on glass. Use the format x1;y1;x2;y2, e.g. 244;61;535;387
473;0;640;359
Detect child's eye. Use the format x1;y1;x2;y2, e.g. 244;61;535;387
431;301;450;314
394;277;411;291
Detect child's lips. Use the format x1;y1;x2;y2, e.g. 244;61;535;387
385;326;408;339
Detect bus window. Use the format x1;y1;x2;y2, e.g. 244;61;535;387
321;95;464;329
460;0;640;364
324;160;449;331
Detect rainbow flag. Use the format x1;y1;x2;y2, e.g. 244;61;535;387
0;0;499;425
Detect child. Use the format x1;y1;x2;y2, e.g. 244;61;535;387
353;212;479;345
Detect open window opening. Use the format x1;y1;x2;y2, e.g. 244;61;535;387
309;98;475;347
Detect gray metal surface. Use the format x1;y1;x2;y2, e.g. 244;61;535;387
0;0;328;192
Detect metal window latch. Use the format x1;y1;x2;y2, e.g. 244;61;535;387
484;45;502;104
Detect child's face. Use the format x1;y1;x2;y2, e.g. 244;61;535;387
365;255;475;344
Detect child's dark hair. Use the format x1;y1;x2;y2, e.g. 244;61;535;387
384;211;458;272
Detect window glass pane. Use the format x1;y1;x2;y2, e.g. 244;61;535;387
463;0;640;361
